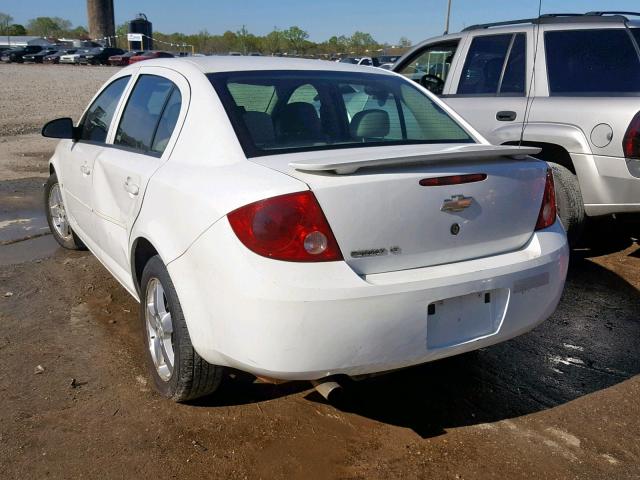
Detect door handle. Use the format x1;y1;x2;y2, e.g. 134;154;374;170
80;164;91;176
124;177;139;196
496;111;517;122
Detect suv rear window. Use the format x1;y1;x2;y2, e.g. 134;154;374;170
545;29;640;95
209;70;473;158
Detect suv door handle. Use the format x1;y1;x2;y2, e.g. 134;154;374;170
496;111;517;121
124;177;139;196
80;164;91;176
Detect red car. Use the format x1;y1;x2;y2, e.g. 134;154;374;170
108;50;144;66
129;51;174;64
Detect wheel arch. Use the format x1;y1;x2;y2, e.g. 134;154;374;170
502;140;576;174
131;237;160;296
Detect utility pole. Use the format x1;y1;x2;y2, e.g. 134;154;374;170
444;0;452;34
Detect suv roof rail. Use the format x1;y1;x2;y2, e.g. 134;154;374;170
462;12;639;32
585;11;640;18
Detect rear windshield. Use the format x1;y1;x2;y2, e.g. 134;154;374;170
208;70;474;157
545;29;640;95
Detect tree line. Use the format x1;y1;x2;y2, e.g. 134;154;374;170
0;12;411;56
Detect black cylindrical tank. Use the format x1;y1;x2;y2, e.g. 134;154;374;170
128;14;153;50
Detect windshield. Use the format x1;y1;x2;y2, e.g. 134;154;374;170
208;70;473;157
339;58;358;64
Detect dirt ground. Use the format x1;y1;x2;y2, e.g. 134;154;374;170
1;64;639;480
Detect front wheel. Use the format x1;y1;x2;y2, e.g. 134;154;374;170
547;162;585;246
44;173;86;250
140;255;223;402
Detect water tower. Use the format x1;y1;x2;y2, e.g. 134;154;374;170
128;14;153;50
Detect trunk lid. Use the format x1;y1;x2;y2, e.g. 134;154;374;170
250;144;548;275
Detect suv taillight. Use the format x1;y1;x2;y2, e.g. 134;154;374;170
227;191;343;262
623;111;640;159
535;169;557;231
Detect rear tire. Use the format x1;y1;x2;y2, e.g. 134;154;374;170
547;162;584;246
44;173;86;250
140;255;223;402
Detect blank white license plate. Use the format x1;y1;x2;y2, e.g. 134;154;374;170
426;289;507;349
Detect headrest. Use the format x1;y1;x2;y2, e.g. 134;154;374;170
274;102;322;140
350;109;390;139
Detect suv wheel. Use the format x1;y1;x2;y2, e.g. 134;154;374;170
548;162;584;246
44;173;86;250
140;255;223;402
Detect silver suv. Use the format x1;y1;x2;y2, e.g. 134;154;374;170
394;12;640;243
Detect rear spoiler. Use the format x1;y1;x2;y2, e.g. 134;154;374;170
289;144;542;175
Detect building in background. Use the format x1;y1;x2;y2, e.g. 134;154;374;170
0;36;52;49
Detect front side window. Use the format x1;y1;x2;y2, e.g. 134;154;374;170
457;33;526;95
115;75;180;154
397;41;459;95
545;29;640;95
79;76;130;143
209;70;473;157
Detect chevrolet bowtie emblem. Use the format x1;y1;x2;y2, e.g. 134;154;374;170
441;195;474;212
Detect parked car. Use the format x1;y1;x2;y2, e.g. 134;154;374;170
108;50;145;66
78;47;125;65
41;57;568;401
43;49;78;64
22;48;60;63
129;51;174;64
340;56;377;66
0;45;44;63
375;55;401;65
59;49;91;64
394;11;640;244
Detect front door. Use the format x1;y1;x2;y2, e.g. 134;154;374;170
59;75;131;241
91;68;187;282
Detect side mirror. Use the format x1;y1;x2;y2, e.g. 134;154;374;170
42;117;77;140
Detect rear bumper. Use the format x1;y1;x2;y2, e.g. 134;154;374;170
168;219;569;380
573;153;640;216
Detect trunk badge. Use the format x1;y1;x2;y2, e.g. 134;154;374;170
441;195;473;213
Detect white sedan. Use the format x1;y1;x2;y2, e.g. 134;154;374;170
58;51;86;64
41;57;569;401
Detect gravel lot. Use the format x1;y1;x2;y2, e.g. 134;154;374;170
1;63;639;479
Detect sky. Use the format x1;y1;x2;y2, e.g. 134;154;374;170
5;0;640;44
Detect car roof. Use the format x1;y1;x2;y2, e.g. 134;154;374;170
135;56;396;75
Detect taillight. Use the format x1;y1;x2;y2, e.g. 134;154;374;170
623;111;640;159
227;191;343;262
535;168;557;231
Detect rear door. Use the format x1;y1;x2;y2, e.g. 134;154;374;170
444;31;529;144
91;67;188;277
59;75;131;241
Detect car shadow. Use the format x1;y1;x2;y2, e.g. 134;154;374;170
573;216;638;258
192;253;639;439
303;255;640;438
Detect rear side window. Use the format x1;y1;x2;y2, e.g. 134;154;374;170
457;33;526;95
545;29;640;95
79;76;130;143
115;75;181;154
